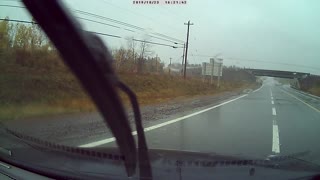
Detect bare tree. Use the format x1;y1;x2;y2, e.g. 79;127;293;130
113;46;127;71
126;36;137;72
126;36;136;59
137;37;153;74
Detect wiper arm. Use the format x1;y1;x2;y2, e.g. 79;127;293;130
21;0;148;178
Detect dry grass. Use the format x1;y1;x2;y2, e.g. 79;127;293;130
0;67;257;121
119;73;257;106
309;86;320;96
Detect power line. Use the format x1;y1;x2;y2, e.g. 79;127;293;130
75;9;184;42
102;0;184;38
0;3;185;44
123;28;135;33
152;32;184;43
148;35;180;44
0;4;23;8
0;18;35;24
75;16;120;29
132;38;176;48
0;0;21;2
76;15;180;44
0;0;188;33
75;13;182;44
73;9;145;31
0;18;178;48
91;32;177;48
0;3;144;31
191;54;215;58
74;9;184;43
85;31;122;39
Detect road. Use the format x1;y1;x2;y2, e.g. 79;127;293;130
1;77;320;180
78;78;320;161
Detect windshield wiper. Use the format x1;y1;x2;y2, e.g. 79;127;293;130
22;0;152;179
118;82;152;179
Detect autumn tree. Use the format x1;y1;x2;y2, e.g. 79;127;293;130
144;56;163;73
13;22;46;50
0;17;14;60
112;47;134;72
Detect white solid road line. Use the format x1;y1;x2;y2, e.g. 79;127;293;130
253;84;264;93
79;94;250;148
272;107;277;116
290;87;320;101
271;100;274;105
282;89;320;113
272;125;280;153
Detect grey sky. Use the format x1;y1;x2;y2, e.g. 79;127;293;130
1;0;320;75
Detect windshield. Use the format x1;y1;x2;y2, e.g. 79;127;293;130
1;0;320;179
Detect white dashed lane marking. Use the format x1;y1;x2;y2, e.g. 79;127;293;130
272;107;277;116
271;88;280;154
272;124;280;153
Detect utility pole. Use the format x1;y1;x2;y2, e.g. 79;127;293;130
156;54;158;73
210;60;214;84
169;57;172;75
184;21;193;79
181;43;185;76
202;62;206;83
217;62;221;87
132;37;136;72
217;59;223;88
132;37;135;62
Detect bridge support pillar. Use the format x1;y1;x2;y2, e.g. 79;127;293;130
293;78;301;89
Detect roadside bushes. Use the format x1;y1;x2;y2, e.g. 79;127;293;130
299;75;320;96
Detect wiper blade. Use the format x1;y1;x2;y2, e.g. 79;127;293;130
118;82;152;179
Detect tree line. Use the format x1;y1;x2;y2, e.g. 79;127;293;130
111;37;164;74
0;17;164;74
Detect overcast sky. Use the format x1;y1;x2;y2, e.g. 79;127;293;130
1;0;320;75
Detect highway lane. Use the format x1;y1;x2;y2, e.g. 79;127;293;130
80;79;320;161
3;86;252;147
274;86;320;157
132;84;273;157
283;85;320;111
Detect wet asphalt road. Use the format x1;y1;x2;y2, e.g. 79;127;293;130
1;78;320;180
79;79;320;160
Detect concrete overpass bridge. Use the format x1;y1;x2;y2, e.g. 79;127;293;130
245;69;311;89
246;69;310;79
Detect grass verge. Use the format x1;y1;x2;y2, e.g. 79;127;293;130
0;66;258;121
